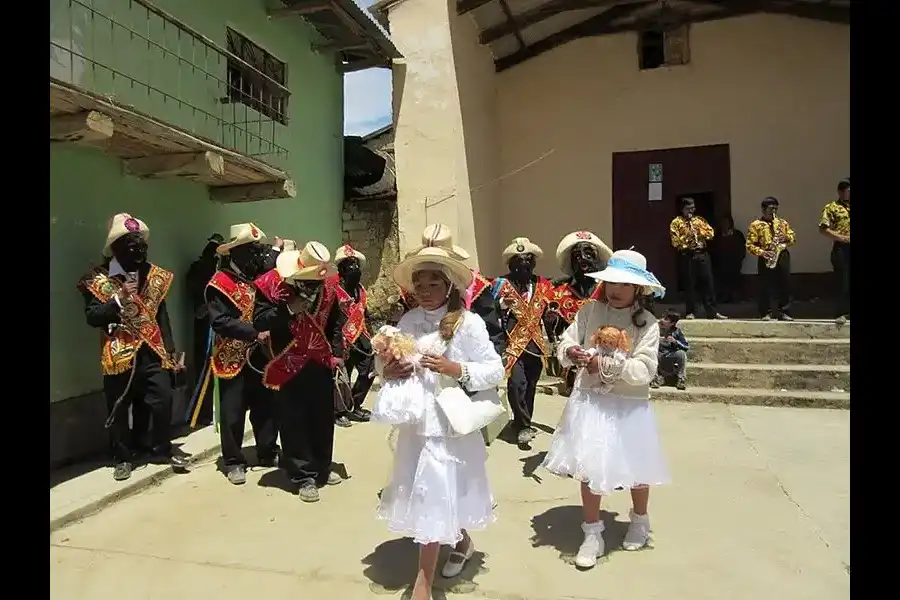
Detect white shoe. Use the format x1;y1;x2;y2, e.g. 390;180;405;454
441;536;475;578
622;510;651;550
574;521;606;569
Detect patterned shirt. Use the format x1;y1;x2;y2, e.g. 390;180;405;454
818;201;850;238
746;217;796;258
669;216;715;251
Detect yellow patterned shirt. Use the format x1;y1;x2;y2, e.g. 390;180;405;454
669;216;715;251
746;217;796;258
818;201;850;238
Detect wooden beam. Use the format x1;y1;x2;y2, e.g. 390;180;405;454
457;0;493;16
125;151;225;180
210;180;297;203
498;0;526;50
763;0;850;24
50;111;114;143
267;0;331;19
481;0;638;45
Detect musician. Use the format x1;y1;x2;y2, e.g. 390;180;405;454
331;244;375;427
746;197;797;321
202;223;280;485
819;179;851;324
253;242;346;503
491;237;555;446
546;231;613;394
669;198;727;320
78;213;189;481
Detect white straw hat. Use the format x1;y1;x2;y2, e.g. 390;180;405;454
102;213;149;257
393;246;473;293
501;237;543;262
276;241;335;281
555;231;613;275
405;224;470;261
587;249;666;298
217;223;266;254
334;243;367;268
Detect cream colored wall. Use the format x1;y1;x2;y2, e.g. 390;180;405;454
494;14;849;277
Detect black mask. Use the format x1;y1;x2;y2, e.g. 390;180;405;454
110;232;148;272
338;257;362;289
569;242;600;279
287;280;322;313
229;243;268;279
508;253;536;283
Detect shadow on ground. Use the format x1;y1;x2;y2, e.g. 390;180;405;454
530;505;634;565
257;461;351;493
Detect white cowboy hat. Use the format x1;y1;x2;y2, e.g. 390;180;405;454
555;231;614;275
281;239;297;252
405;224;470;261
276;241;335;281
393;246;474;293
103;213;150;257
587;249;666;298
217;223;266;254
502;237;543;262
334;244;367;268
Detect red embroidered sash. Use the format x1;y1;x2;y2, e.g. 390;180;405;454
255;270;336;390
547;280;603;324
498;277;553;374
466;271;491;309
330;275;369;348
83;264;174;375
207;271;257;379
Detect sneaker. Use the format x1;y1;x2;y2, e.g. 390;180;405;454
517;428;535;445
335;415;352;428
778;314;794;322
326;471;343;486
298;482;320;503
761;314;773;321
113;461;133;481
650;376;663;389
226;465;246;485
713;313;728;320
348;409;371;423
684;314;696;320
676;377;687;391
622;510;651;550
835;315;848;326
574;521;606;569
441;535;475;578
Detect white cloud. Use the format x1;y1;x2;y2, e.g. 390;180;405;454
343;0;392;136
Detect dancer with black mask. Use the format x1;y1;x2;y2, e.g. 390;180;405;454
253;242;346;503
331;244;376;427
546;231;614;394
194;223;281;485
491;237;555;446
79;213;189;481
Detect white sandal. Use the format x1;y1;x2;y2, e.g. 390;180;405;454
441;538;475;578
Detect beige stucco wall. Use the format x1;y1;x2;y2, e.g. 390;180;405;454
494;14;849;277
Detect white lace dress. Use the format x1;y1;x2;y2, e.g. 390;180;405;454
376;306;505;546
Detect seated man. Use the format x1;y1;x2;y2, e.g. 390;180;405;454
651;310;691;390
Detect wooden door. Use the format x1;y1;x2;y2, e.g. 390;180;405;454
611;144;731;296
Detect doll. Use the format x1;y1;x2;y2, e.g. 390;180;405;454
370;325;427;425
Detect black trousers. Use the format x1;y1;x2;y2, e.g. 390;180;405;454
658;350;687;379
217;367;279;467
336;345;375;415
715;264;743;303
831;243;850;317
103;347;174;463
507;351;544;431
276;362;335;486
756;251;792;317
679;251;717;317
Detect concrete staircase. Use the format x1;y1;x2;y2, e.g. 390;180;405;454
651;319;850;409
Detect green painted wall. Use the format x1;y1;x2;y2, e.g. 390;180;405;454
49;0;344;403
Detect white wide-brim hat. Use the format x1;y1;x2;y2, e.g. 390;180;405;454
393;246;474;293
406;224;470;261
502;237;543;262
103;213;149;257
587;249;666;299
217;222;266;254
276;241;335;281
555;231;614;275
281;239;297;252
334;243;367;268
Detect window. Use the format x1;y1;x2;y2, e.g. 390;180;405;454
225;28;288;124
638;25;690;70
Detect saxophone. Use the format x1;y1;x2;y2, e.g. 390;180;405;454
688;218;702;250
765;225;788;269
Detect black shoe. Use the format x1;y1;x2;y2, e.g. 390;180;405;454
335;415;352;428
650;376;662;389
348;409;371;422
113;461;133;481
257;453;279;468
676;378;687;391
150;446;191;470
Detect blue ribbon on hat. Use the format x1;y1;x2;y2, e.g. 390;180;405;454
605;257;666;299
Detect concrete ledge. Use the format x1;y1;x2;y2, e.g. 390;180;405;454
689;337;850;365
689;363;850;392
50;421;252;533
650;386;850;409
679;319;850;339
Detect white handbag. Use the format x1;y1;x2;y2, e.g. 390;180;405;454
435;376;505;438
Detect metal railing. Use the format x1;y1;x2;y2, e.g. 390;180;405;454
50;0;290;167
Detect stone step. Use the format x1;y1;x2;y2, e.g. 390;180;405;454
688;363;850;392
688;337;849;365
649;386;850;410
679;319;850;340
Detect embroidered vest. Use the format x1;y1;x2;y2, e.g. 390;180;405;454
466;271;492;309
83;264;174;375
254;270;337;391
331;276;369;348
206;271;257;380
493;277;553;373
547;280;603;324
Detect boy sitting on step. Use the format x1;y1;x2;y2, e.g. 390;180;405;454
651;310;690;390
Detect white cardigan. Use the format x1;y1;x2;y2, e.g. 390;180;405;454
556;301;660;400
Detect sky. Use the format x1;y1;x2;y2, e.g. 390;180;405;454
343;0;393;136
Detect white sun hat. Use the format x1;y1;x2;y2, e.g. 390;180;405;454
216;222;266;254
555;230;614;275
406;224;471;261
587;249;666;299
393;246;474;293
102;213;150;257
276;241;335;281
334;243;367;268
501;237;543;262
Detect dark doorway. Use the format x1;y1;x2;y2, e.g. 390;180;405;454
611;144;731;298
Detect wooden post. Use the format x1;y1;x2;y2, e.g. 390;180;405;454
50;111;114;143
125;151;225;180
210;179;297;203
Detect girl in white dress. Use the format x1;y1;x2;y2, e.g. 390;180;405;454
542;249;671;569
377;246;505;600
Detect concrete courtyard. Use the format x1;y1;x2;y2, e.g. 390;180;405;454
50;396;850;600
